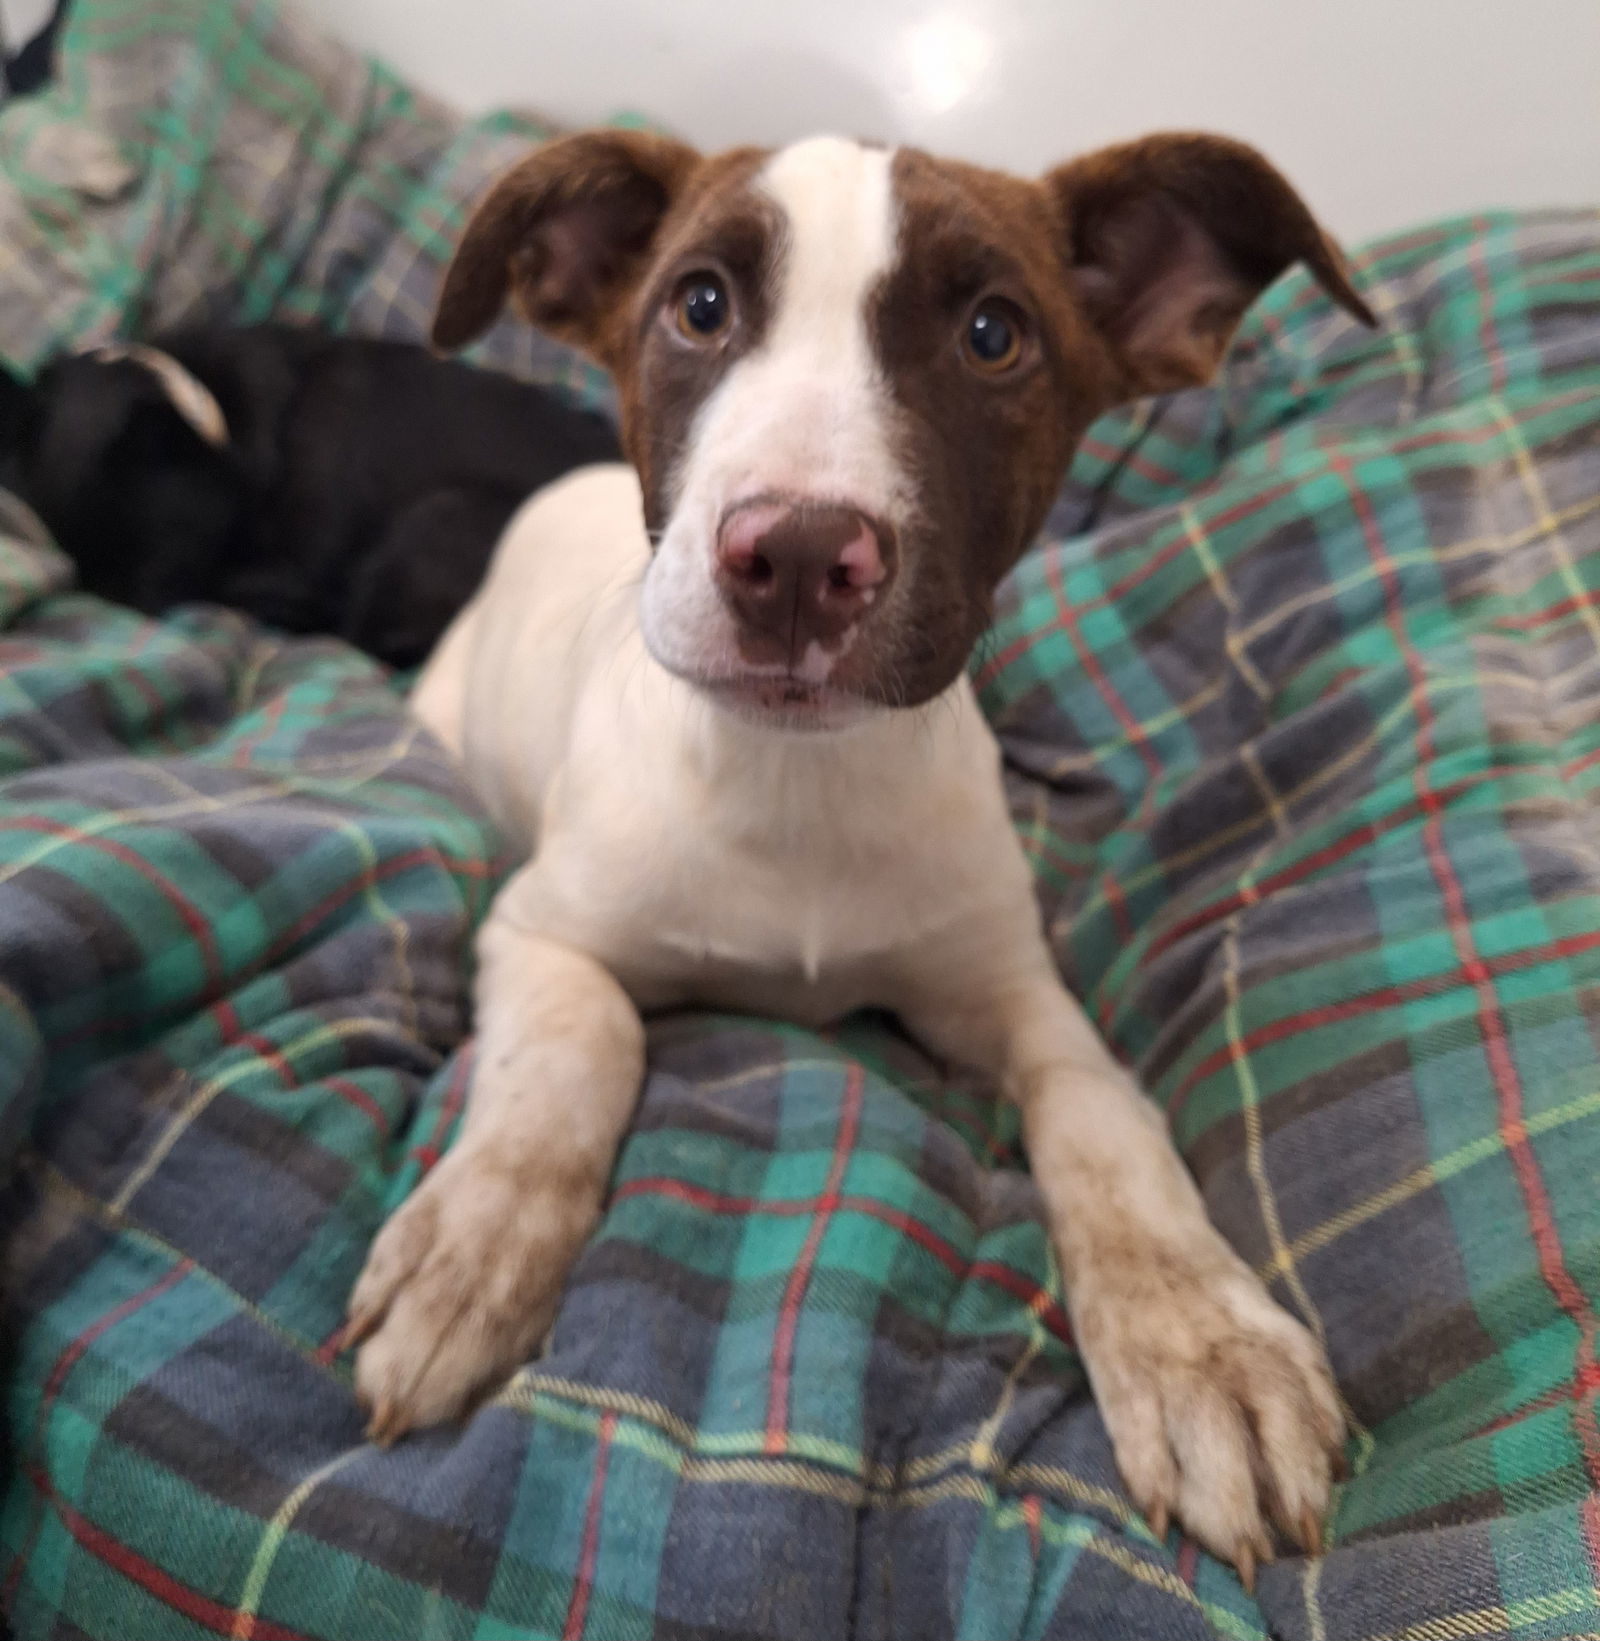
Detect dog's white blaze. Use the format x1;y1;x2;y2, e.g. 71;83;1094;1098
754;137;897;412
639;137;904;685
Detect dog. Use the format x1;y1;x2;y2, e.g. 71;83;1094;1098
0;325;619;667
343;128;1377;1581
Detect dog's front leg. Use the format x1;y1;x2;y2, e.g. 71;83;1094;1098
894;933;1343;1581
346;886;645;1441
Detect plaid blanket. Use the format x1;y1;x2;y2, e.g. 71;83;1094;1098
3;4;1600;1639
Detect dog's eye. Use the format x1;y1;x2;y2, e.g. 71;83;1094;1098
674;275;731;340
964;301;1024;373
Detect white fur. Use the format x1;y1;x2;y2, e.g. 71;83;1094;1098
640;137;907;687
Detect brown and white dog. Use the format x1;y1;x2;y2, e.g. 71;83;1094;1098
344;128;1376;1581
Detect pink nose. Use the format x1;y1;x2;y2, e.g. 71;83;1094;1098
714;499;893;656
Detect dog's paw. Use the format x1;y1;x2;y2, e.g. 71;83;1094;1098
1074;1238;1345;1587
344;1147;593;1442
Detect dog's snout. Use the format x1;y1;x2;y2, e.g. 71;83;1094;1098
714;500;893;654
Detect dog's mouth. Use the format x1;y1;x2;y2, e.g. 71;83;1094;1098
677;669;881;732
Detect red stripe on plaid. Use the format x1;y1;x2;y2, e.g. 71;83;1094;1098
1022;1492;1042;1561
1096;530;1197;609
971;630;1043;694
1021;826;1095;890
211;1000;293;1082
1490;590;1600;632
1102;870;1135;948
613;1177;1072;1346
314;1321;348;1365
45;1259;193;1401
1040;553;1162;782
265;845;490;960
978;474;1312;689
1475;1360;1600;1439
1317;666;1368;703
1013;525;1191;1019
562;1408;618;1641
1075;427;1182;490
1150;732;1600;969
765;1066;865;1455
1334;445;1600;1499
1148;771;1492;963
2;816;224;985
120;654;193;757
967;1260;1072;1343
229;687;293;767
208;1000;401;1156
323;1074;391;1135
617;1176;957;1250
1317;407;1590;464
975;526;1201;689
412;1046;474;1174
47;841;492;1051
2;1258;195;1610
23;1466;310;1641
213;1003;392;1137
1176;1536;1200;1587
1148;718;1600;958
1172;923;1600;1117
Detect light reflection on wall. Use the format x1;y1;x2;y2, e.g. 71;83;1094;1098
900;10;995;117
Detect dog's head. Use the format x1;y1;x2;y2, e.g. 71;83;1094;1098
435;131;1374;727
9;346;240;612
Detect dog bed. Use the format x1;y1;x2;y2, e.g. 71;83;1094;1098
3;3;1600;1638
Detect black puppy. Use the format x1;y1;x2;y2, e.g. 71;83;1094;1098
0;325;620;666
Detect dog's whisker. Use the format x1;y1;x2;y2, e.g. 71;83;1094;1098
566;562;648;682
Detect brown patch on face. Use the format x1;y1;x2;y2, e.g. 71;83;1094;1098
609;151;782;533
430;135;788;540
864;150;1122;703
851;137;1372;706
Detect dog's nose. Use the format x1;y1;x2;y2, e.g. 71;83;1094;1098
714;500;893;653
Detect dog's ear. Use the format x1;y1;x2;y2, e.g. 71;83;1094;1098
432;130;703;363
1046;133;1377;398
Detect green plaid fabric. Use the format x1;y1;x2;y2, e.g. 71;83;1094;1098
0;0;612;406
3;3;1600;1638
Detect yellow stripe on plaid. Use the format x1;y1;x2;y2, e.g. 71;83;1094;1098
232;1449;365;1640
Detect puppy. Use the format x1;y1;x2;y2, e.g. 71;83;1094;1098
0;325;619;666
346;130;1377;1578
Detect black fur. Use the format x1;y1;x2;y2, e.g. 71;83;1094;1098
0;324;620;667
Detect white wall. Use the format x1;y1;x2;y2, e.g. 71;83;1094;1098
312;0;1600;246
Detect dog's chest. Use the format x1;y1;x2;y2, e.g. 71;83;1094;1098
522;774;983;1023
618;828;947;1022
506;687;1023;1026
